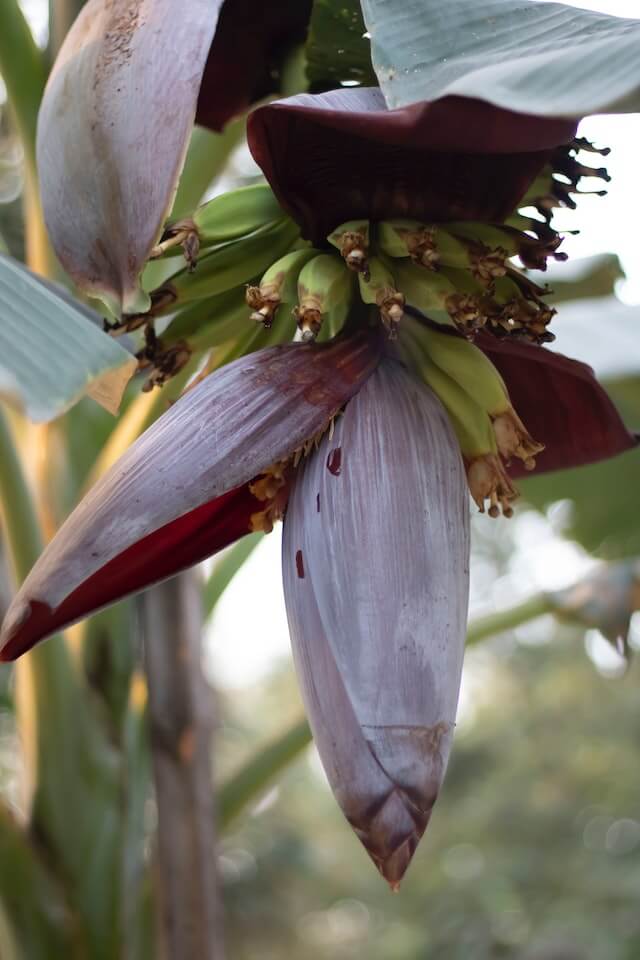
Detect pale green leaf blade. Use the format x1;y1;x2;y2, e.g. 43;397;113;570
361;0;640;116
0;256;136;422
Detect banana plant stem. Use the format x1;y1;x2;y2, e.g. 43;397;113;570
466;593;553;646
142;572;225;960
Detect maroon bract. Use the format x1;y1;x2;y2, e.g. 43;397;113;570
0;334;379;660
247;87;578;242
478;333;637;477
196;0;312;131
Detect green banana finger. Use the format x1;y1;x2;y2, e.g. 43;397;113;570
150;218;301;313
404;319;518;517
378;219;473;272
418;324;509;414
327;220;370;274
358;256;405;336
246;247;320;327
295;254;353;341
152;184;287;263
193;184;286;246
160;286;250;353
417;320;544;469
392;258;455;311
393;259;487;333
447;220;565;271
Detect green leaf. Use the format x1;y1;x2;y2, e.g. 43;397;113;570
360;0;640;116
0;0;47;166
545;255;625;305
218;719;312;828
0;801;75;959
306;0;377;91
0;255;137;421
170;119;245;220
203;533;263;620
0;412;141;959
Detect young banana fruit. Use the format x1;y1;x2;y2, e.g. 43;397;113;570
327;220;370;276
358;256;405;337
413;321;544;470
393;259;487;334
294;254;354;341
378;219;509;283
246;247;321;327
402;320;517;517
151;183;287;266
143;218;301;316
403;321;519;516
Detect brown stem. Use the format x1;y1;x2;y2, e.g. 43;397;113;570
141;572;224;960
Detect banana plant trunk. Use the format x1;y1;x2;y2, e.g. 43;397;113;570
141;571;224;960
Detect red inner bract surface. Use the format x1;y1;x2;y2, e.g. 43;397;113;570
479;334;638;478
1;484;261;661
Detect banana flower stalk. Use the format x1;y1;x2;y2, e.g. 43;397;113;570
9;9;637;887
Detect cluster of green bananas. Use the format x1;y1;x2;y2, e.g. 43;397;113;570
397;314;544;518
105;184;304;387
102;139;612;512
241;223;545;517
107;193;551;516
241;213;561;348
121;205;560;402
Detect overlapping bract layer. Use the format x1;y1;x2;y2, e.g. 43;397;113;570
36;0;311;313
0;335;380;660
247;87;577;242
283;359;470;886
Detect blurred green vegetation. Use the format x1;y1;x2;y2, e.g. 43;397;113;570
219;637;640;960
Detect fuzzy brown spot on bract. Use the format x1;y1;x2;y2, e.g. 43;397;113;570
326;447;342;476
295;550;305;579
101;1;142;73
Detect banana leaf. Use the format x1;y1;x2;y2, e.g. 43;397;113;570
361;0;640;116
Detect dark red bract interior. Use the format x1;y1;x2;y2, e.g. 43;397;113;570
196;0;313;131
0;484;262;661
479;334;638;478
248;91;578;242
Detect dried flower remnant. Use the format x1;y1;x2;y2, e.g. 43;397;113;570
328;220;371;278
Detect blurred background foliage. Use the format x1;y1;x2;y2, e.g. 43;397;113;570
217;637;640;960
0;0;639;959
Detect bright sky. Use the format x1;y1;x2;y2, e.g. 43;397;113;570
11;0;640;691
